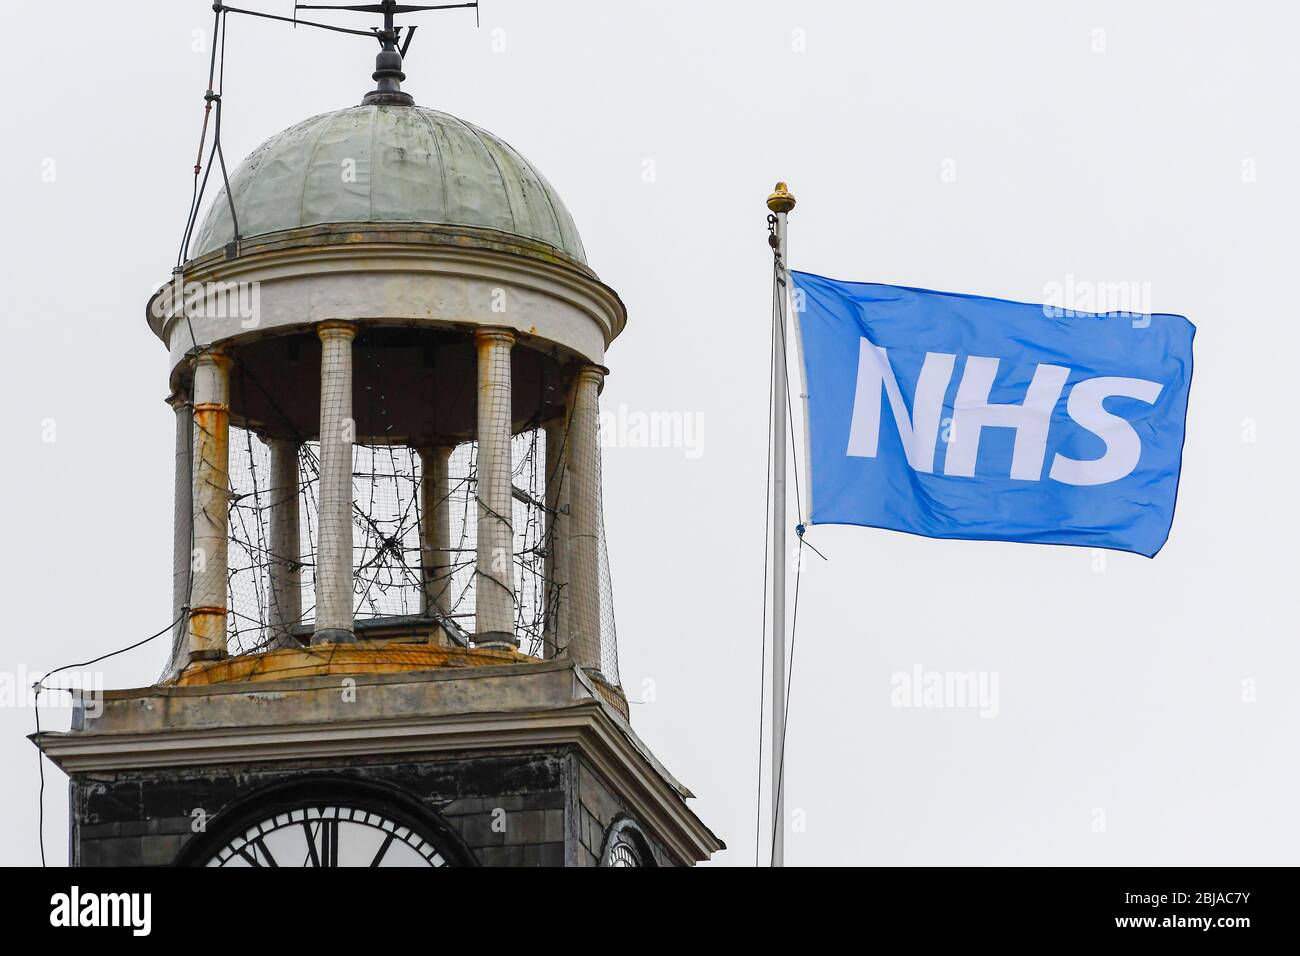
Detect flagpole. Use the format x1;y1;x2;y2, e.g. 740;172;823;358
767;181;795;867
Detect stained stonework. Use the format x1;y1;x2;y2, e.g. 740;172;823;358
71;747;676;867
41;659;721;867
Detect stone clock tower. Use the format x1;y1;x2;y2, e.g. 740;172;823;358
33;27;721;867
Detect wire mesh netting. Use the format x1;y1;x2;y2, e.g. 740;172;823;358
591;423;619;685
208;424;620;685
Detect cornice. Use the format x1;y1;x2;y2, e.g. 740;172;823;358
147;223;627;350
33;698;723;864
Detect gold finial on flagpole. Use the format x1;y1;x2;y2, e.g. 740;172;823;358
767;181;796;214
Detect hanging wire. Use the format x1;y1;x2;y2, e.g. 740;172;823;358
771;536;805;865
34;615;183;867
178;7;237;267
161;5;239;678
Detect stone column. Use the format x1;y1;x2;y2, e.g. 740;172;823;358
566;365;606;672
167;390;193;673
187;350;231;662
542;419;570;659
473;328;516;645
266;438;302;646
419;445;453;619
314;321;357;645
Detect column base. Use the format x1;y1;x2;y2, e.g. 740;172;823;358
473;630;518;650
311;628;357;646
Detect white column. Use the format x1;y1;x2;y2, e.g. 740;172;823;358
566;364;605;672
543;419;570;659
167;390;193;674
474;327;516;645
266;438;302;646
187;349;231;663
419;445;453;619
314;321;357;645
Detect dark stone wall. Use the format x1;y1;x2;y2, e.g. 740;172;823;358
70;745;676;867
573;753;675;867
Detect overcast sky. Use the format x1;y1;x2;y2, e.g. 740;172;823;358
2;1;1296;866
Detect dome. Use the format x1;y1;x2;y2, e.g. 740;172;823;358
191;105;586;263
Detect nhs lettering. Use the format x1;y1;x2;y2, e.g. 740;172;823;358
847;343;1163;486
792;272;1194;557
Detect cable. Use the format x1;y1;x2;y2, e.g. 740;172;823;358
770;533;804;865
222;4;377;38
33;614;184;867
165;7;236;676
177;7;226;267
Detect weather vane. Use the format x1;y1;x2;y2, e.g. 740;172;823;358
178;2;480;263
216;1;481;103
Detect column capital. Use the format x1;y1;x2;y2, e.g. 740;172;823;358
474;326;517;346
194;347;232;370
164;390;190;411
573;363;609;390
316;320;358;340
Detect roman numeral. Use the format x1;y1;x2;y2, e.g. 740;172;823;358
236;837;278;867
302;819;340;867
369;832;396;867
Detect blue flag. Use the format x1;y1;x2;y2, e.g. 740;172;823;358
791;272;1194;557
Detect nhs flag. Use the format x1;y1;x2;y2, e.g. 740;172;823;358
791;272;1194;557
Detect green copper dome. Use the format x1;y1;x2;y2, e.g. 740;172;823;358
191;105;586;263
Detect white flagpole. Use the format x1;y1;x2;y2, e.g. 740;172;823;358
767;181;795;867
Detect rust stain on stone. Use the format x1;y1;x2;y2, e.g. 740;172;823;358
175;642;538;686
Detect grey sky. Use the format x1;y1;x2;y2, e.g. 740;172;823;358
1;1;1296;865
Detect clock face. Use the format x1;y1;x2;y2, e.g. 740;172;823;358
204;804;450;868
605;839;641;867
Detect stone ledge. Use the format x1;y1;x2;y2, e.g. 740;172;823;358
174;642;535;686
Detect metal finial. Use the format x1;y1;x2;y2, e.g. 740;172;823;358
361;1;414;105
767;181;796;214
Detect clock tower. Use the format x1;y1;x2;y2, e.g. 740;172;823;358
33;13;722;868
